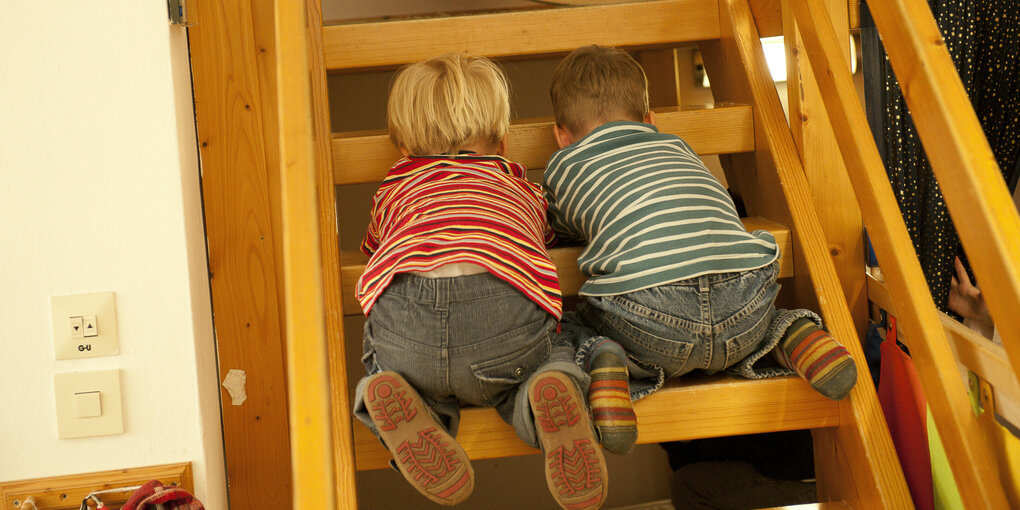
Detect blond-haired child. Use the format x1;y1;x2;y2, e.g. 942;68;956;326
353;54;607;509
544;46;858;456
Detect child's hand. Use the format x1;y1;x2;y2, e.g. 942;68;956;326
948;256;990;322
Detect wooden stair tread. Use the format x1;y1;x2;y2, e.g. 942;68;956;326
323;0;719;71
339;216;792;316
333;104;754;185
352;374;838;471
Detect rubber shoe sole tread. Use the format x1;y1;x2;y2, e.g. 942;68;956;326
364;371;473;506
529;370;608;510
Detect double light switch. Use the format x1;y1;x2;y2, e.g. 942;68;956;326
51;292;118;359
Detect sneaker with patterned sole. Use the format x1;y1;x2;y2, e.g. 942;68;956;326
364;371;474;506
529;370;608;510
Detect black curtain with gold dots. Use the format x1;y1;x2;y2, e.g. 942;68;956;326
861;0;1020;312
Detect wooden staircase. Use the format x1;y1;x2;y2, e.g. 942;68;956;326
306;1;908;508
256;0;1019;508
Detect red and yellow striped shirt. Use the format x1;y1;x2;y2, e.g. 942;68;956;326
357;155;562;318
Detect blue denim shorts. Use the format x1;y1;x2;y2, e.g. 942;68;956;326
352;271;585;448
569;260;813;400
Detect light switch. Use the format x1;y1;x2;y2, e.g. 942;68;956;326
54;370;123;439
51;292;119;359
74;391;102;418
82;315;98;338
70;316;84;339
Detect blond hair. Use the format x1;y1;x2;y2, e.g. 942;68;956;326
387;54;510;155
550;45;649;136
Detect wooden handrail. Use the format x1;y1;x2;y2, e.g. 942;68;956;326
710;0;910;506
864;0;1020;386
787;0;1009;506
276;0;336;507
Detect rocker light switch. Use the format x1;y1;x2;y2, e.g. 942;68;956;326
55;370;123;439
74;391;102;418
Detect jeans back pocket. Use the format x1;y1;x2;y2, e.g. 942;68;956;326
469;331;551;406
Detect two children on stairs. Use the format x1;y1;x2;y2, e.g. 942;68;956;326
352;47;858;509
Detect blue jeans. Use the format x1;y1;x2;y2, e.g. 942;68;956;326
565;260;820;400
352;271;587;449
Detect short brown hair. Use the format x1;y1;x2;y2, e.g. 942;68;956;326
550;45;649;136
387;54;510;155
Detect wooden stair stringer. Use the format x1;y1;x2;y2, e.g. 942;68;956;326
700;0;911;508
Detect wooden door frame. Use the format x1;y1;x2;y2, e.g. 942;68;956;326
187;2;293;507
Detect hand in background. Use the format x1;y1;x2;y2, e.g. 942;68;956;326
948;256;991;323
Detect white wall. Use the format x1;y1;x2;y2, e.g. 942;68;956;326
0;3;226;507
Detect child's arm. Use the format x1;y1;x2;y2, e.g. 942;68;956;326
544;184;585;243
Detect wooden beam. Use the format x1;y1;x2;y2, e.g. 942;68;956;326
188;2;293;505
749;0;783;37
305;4;359;510
746;0;861;38
785;0;867;343
353;375;837;471
338;217;792;316
322;0;720;71
787;0;1009;506
864;0;1020;399
276;1;336;508
704;0;911;506
333;104;754;185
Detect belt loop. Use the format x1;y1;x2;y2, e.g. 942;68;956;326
699;275;710;293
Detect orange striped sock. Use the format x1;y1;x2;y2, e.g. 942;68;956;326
588;352;637;455
776;318;857;400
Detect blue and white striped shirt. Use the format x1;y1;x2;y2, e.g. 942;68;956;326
544;121;779;296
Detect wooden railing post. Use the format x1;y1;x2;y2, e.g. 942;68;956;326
863;0;1020;383
276;0;337;507
786;0;1010;506
783;0;868;340
705;0;912;506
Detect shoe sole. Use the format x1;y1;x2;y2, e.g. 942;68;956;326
365;372;473;505
530;371;608;510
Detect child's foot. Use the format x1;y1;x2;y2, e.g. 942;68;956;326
777;318;858;400
588;352;637;455
529;370;608;510
364;372;473;505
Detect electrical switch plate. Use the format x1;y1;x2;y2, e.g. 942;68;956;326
51;292;119;359
54;370;123;439
74;391;102;418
